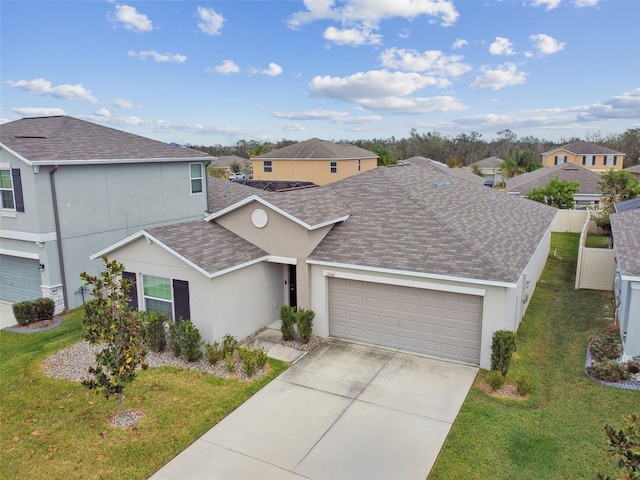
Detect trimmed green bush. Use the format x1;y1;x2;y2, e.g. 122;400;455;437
224;351;236;373
139;312;168;352
12;301;37;326
205;341;223;365
589;332;623;362
238;347;268;377
280;305;296;341
34;297;55;321
487;370;505;390
177;321;203;362
168;322;182;358
516;374;535;395
626;357;640;375
491;330;517;376
296;308;315;344
587;359;632;383
221;334;239;357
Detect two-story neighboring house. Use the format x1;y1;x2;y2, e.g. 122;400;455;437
0;116;213;312
541;140;625;172
251;138;378;185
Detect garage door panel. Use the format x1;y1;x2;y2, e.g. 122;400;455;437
329;278;482;365
0;255;42;303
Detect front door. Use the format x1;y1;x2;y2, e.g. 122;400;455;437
288;264;297;308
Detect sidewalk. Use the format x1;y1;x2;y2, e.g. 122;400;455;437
0;301;16;329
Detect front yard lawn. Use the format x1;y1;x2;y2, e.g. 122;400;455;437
429;232;638;479
0;311;288;479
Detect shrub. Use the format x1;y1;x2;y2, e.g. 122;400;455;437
139;312;168;352
490;330;517;377
626;357;640;375
34;297;55;321
516;374;535;395
280;305;296;341
221;334;239;357
12;301;37;326
296;308;315;344
177;321;203;362
205;341;223;365
589;332;623;362
238;347;267;377
168;322;182;358
224;351;236;373
587;359;632;383
487;370;505;390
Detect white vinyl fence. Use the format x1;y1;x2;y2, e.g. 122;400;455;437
574;210;615;291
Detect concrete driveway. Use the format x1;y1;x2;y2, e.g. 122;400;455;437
149;340;478;480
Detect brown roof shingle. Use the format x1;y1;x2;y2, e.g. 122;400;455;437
542;140;624;156
255;138;377;160
505;164;603;195
610;209;640;277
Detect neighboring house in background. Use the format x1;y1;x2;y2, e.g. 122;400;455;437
624;164;640;180
505;163;603;207
0;116;213;312
95;157;556;370
464;156;504;186
252;138;378;185
541;140;624;172
404;156;486;185
210;155;251;179
609;207;640;359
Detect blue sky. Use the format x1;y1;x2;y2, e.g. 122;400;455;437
1;0;639;146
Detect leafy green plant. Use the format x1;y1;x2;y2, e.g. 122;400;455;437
238;347;269;377
626;358;640;375
12;300;37;326
205;341;223;365
177;321;203;362
168;322;182;358
587;359;632;383
224;351;236;373
490;330;517;377
590;332;623;362
597;413;640;480
296;308;315;344
280;305;296;341
516;374;535;395
139;311;168;352
34;297;55;321
487;370;505;390
221;334;239;357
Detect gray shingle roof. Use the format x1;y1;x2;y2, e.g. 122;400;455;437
310;159;557;284
472;156;504;168
505;164;603;195
145;220;267;276
255;138;377;160
625;165;640;173
211;155;249;168
610;209;640;277
542;140;623;156
0;116;211;163
403;156;485;184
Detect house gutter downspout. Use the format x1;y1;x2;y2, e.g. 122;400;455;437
49;166;68;311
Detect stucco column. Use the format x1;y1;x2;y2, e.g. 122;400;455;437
296;261;312;310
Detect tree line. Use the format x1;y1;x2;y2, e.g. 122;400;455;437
187;128;640;169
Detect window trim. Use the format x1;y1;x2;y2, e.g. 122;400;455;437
554;155;567;165
582;155;595;166
189;163;204;195
263;160;273;173
604;155;617;166
330;161;337;174
0;167;16;213
142;274;174;319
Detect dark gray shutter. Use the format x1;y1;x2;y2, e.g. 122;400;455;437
613;155;617;165
582;156;586;165
173;279;190;321
11;169;24;212
122;271;138;311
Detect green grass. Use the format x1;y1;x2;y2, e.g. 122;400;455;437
585;234;611;248
0;311;288;480
429;233;638;480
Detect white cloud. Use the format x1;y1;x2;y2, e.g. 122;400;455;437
113;98;142;109
528;34;566;55
574;0;598;6
278;122;306;132
197;7;225;35
530;0;562;10
577;87;640;121
379;48;471;77
470;63;527;90
4;78;98;103
250;62;283;77
110;4;153;33
452;38;468;49
271;109;382;124
127;50;187;63
308;70;466;114
323;26;382;46
489;37;515;56
12;107;67;117
212;60;240;74
94;108;111;117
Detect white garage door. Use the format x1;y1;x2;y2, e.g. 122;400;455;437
0;255;42;303
329;278;483;364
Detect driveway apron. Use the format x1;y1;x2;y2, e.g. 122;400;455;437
149;340;478;480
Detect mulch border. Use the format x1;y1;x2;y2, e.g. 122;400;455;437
3;316;63;333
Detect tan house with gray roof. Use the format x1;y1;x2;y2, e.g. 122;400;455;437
541;140;624;172
96;157;556;370
252;138;378;185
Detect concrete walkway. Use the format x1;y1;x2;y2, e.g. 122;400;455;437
0;301;17;329
149;339;478;480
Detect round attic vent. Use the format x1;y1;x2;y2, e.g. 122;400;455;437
251;208;268;228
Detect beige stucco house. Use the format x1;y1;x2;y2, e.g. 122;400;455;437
94;158;557;370
464;156;505;186
251;138;378;185
541;140;624;172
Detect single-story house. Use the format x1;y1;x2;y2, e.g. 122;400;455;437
609;208;640;359
541;140;624;172
252;138;378;185
94;157;557;369
505;163;603;207
464;156;505;186
624;165;640;180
